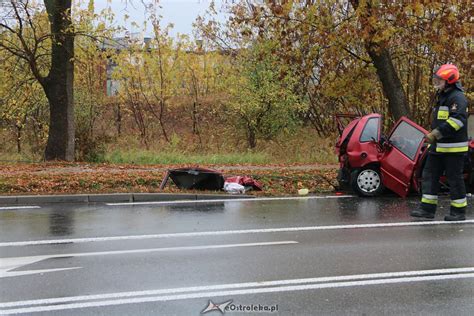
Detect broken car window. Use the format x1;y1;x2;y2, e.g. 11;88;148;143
360;117;380;142
389;121;425;161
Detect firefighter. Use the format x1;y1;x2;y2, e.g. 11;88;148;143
411;64;469;221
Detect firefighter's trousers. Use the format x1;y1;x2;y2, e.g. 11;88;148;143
420;153;467;214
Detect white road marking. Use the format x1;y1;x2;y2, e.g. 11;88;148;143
0;256;51;272
106;195;354;206
0;240;297;277
0;241;293;279
1;267;473;308
2;272;474;314
0;255;81;279
2;219;473;247
13;240;297;260
0;206;40;210
0;267;81;279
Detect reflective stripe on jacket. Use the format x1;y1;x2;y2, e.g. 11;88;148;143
431;82;469;154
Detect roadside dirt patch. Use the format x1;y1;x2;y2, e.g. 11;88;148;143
0;163;339;196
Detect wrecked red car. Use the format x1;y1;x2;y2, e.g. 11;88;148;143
335;113;474;197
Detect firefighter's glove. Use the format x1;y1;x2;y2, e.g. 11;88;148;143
425;129;442;144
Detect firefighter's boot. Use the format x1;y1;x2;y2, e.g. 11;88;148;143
410;209;435;219
444;209;466;221
413;194;437;219
445;198;467;221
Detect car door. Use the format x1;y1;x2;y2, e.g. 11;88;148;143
345;114;382;168
380;117;428;197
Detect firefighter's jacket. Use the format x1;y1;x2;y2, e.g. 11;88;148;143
430;82;469;154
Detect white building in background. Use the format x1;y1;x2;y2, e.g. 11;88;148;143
100;33;152;97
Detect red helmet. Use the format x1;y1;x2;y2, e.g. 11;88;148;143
434;64;459;84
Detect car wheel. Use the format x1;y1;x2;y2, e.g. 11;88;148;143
351;168;384;197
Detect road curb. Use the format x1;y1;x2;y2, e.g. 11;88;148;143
0;193;255;205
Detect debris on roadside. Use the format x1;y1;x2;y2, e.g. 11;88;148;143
223;182;246;194
160;167;225;191
224;176;263;192
160;167;263;194
298;188;309;195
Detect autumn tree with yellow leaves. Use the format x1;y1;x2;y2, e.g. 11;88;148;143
0;0;471;161
198;0;472;133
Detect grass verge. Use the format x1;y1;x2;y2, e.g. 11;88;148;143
104;150;272;165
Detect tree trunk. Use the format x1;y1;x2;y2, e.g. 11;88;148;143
247;125;257;149
158;99;169;142
192;101;198;134
43;0;75;161
191;101;203;147
115;103;122;137
15;124;22;154
350;0;410;121
366;44;410;120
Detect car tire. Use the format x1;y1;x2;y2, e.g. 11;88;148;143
351;167;384;197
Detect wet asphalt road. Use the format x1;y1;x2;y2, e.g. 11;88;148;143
0;195;473;315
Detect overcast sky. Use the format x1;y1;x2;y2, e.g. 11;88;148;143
90;0;226;38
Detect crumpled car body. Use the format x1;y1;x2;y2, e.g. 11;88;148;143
335;113;474;197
